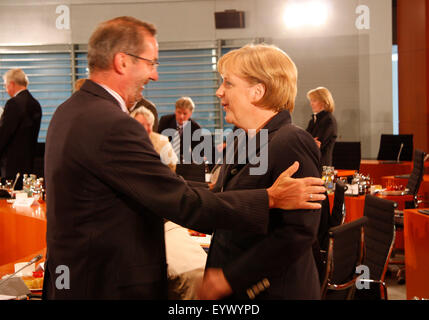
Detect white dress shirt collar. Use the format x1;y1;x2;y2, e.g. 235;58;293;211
99;84;129;114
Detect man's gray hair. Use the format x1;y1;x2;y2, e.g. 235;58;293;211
88;16;157;73
130;106;155;129
3;68;29;87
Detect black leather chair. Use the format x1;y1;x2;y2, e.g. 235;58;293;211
332;142;361;170
390;149;426;283
33;142;45;178
314;182;348;282
405;149;426;207
320;216;367;300
331;181;348;226
354;195;397;300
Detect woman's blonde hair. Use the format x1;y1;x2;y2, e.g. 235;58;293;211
217;44;297;112
306;87;335;113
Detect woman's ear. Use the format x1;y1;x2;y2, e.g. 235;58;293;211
251;83;266;103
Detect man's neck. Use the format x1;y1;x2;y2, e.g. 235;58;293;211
12;86;26;97
90;73;129;113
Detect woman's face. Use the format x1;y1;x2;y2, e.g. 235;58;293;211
216;71;257;130
309;97;325;113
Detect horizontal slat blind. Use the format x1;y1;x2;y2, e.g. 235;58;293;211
0;40;258;142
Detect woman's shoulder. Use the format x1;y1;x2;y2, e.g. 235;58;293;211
273;122;314;145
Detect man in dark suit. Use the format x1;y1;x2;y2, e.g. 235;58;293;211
43;16;325;300
0;68;42;189
158;97;201;163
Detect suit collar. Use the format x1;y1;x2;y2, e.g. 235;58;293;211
13;88;27;97
218;110;292;189
314;110;328;121
260;110;291;133
80;79;122;110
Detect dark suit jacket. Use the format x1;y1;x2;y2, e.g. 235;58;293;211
43;80;269;299
306;110;337;167
157;113;201;162
206;111;322;300
0;89;42;187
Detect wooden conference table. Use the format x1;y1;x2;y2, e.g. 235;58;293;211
381;175;429;206
404;208;429;300
0;199;46;279
359;160;429;186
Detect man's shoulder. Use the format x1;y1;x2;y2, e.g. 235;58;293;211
158;114;176;131
190;118;201;129
160;114;175;121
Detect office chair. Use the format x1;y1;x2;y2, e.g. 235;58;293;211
354;195;397;300
332;142;361;170
331;181;348;226
314;182;348;283
320;216;367;300
404;149;426;207
390;149;426;283
33;142;45;178
377;134;413;162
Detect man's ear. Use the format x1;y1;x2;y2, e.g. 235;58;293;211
251;83;266;104
113;52;127;75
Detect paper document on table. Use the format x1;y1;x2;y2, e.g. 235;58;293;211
13;197;36;207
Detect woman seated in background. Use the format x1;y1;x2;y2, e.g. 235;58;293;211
305;87;338;167
131;106;178;171
130;106;207;300
199;44;322;300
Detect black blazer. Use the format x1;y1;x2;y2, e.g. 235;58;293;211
158;113;201;162
0;89;42;185
207;111;322;300
306;110;337;167
43;80;269;299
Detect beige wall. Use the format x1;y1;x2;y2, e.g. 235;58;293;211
0;0;393;158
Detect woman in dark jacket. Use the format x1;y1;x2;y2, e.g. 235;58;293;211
199;44;322;300
306;87;337;167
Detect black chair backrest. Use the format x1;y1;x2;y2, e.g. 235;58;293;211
321;216;367;300
377;134;413;161
331;181;348;226
354;195;396;300
406;149;426;195
362;195;396;281
33;142;45;178
332;142;361;170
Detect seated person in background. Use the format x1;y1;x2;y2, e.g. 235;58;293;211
131;106;178;171
131;97;159;132
158;96;201;162
164;221;207;300
130;106;206;300
305;87;337;167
